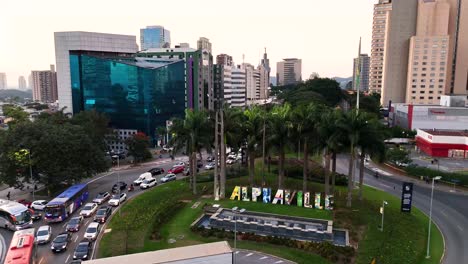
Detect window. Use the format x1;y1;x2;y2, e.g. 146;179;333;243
430;73;435;77
429;91;434;94
413;79;417;83
421;85;426;88
420;96;425;99
412;91;416;94
440;73;445;77
412;85;417;88
423;62;427;65
413;73;418;77
420;91;425;94
440;62;446;65
429;97;433;100
422;74;427;77
422;68;427;71
439;79;444;83
430;85;434;88
412;96;416;100
440;67;445;71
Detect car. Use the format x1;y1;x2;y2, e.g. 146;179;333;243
396;161;410;167
197;160;204;168
227;158;237;165
36;225;52;244
148;167;165;176
31;210;43;221
94;206;112;223
84;222;100;241
112;181;127;193
205;162;215;170
134;172;153;185
108;193;127;206
206;156;215;162
80;203;98;218
160;174;177;183
174;161;185;167
50;232;72;252
17;199;32;208
92;192;111;205
73;240;92;260
31;200;48;210
140;178;157;189
66;216;84;232
162;145;173;152
168;165;184;174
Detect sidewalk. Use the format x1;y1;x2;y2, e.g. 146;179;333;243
0;182;47;202
366;160;468;195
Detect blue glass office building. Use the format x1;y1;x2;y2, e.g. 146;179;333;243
140;26;171;50
69;53;186;143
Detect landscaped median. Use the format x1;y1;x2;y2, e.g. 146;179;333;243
97;172;444;264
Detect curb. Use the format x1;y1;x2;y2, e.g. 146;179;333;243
235;248;297;264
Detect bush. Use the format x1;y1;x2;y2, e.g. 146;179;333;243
405;165;468;186
278;164;348;186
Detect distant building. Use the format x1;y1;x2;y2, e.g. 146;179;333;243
276;58;302;86
244;63;259;100
261;48;270;77
107;129;138;152
216;54;233;67
18;76;27;90
31;65;58;103
416;129;468;158
197;37;212;52
353;54;370;91
140;25;171;50
214;61;247;108
0;73;6;89
231;66;247;107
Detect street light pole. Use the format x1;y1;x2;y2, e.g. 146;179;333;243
262;119;266;186
426;176;442;259
380;201;388;232
27;149;34;201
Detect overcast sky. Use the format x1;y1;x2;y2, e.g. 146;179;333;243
0;0;374;88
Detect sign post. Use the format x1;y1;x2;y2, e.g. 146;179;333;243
401;182;413;213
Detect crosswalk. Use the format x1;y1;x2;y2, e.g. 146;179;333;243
234;250;295;264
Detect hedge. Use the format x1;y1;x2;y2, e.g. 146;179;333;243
405;165;468;186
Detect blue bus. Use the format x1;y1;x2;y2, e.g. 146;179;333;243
44;184;89;223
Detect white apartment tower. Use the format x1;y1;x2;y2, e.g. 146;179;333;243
0;73;7;89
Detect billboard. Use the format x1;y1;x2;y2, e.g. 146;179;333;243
401;182;413;213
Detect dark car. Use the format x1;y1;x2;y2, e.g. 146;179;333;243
206;156;215;162
197;160;203;168
148;167;164;176
94;206;112;223
112;182;127;193
73;240;92;260
31;210;42;221
51;232;72;253
66;216;84;232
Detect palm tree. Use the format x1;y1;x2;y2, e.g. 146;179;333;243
268;104;292;189
243;106;264;186
170;109;212;195
338;109;373;207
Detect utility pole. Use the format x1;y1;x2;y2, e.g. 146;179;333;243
214;109;220;201
356;37;362;113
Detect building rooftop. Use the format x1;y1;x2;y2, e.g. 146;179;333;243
82;242;232;264
421;129;468;137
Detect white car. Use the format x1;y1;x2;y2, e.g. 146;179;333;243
227;158;237;165
92;192;111;205
134;172;153;185
205;162;215;170
31;200;48;210
36;225;52;244
84;222;100;241
80;203;98;217
108;193;127;206
174;161;185;167
140;178;157;189
160;174;176;183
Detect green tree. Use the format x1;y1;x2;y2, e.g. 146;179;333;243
386;147;412;165
71;110;112;151
243;106;264;186
2;105;29;127
125;132;152;163
268;104;292;189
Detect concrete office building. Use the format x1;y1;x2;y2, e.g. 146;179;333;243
258;64;269;99
231;66;247;107
276;58;302;86
0;73;6;89
216;54;233;67
197;37;215;110
54;31;138;113
370;0;418;105
140;25;171;50
31;65;58;103
244;63;259;100
353;54;370;91
18;76;27;90
406;0;451;105
214;61;247;108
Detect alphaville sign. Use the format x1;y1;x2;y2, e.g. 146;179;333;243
230;186;334;210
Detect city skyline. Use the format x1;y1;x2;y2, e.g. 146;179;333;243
0;0;373;87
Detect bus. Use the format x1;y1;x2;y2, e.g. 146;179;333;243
4;228;37;264
0;199;33;231
44;183;89;223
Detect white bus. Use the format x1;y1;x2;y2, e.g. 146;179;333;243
0;199;33;231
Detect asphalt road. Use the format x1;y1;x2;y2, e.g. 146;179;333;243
0;156;190;264
336;155;468;264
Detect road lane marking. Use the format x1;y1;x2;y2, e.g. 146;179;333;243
260;256;268;260
235;251;239;254
246;253;253;257
39;257;44;264
457;225;463;231
74;236;78;242
91;239;98;260
87;172;114;184
0;232;6;264
275;261;284;263
380;183;392;189
441;211;448;217
65;254;70;263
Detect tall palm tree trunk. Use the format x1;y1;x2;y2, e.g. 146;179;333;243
249;151;255;186
324;149;331;196
278;146;285;189
347;146;354;207
358;152;365;200
302;140;309;193
331;152;337;194
214;112;220;200
191;152;197;195
220;112;226;198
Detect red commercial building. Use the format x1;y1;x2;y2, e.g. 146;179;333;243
416;129;468;158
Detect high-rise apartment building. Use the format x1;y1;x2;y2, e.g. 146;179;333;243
244;63;260;100
0;73;7;89
231;66;247;107
276;58;302;86
54;31;138;113
197;37;212;53
261;48;270;77
140;26;171;50
353;54;370;91
370;0;418;105
406;0;451;105
31;65;58;103
18;76;27;90
197;37;214;110
216;54;233;67
258;64;269;99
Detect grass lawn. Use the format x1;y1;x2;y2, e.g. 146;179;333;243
98;160;444;264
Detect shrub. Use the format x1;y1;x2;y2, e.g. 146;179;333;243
405;165;468;186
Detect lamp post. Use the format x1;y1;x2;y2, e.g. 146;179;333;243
380;201;388;231
20;148;35;201
112;155;121;216
232;207;245;263
426;176;442;259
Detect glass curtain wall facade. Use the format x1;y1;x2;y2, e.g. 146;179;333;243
69;54;185;143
